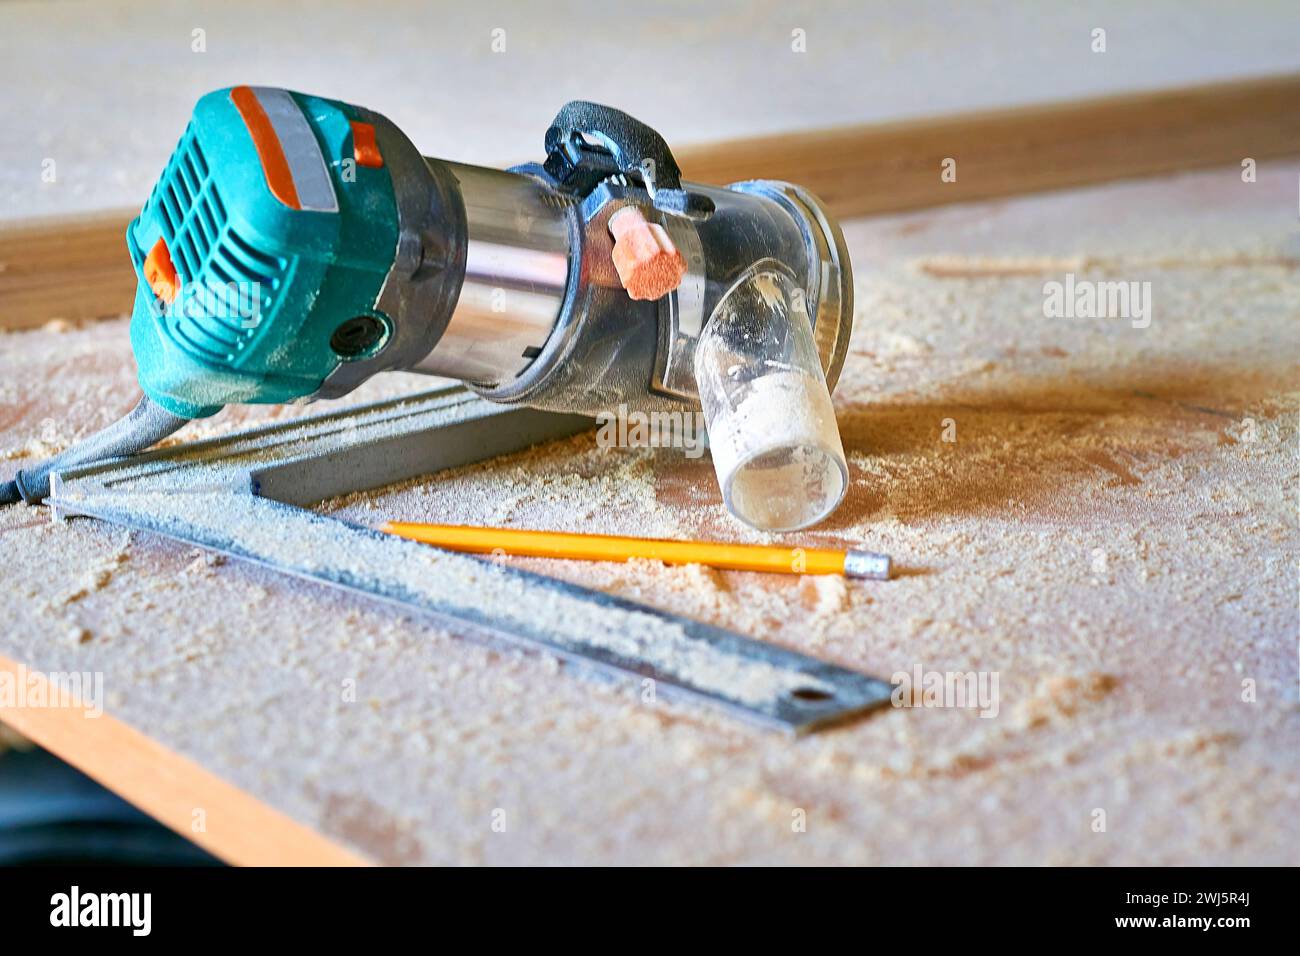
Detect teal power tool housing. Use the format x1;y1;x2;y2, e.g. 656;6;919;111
3;86;853;506
126;87;412;418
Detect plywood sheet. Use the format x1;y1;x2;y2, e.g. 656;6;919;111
1;162;1295;864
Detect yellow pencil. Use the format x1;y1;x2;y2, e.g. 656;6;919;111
381;522;891;580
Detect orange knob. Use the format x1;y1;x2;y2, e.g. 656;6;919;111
608;206;686;301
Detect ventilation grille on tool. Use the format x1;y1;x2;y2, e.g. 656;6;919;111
136;124;287;363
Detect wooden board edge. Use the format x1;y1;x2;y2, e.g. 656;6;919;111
0;209;138;332
2;72;1298;332
676;72;1300;217
0;654;372;867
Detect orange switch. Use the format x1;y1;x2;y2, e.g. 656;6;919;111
143;237;179;304
350;121;383;169
608;206;686;301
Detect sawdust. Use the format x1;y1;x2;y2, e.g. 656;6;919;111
801;574;850;616
2;165;1297;863
1014;672;1118;729
55;531;131;605
703;368;847;531
183;549;226;576
916;251;1300;278
324;431;684;539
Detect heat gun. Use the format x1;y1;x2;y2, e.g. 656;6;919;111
4;86;854;530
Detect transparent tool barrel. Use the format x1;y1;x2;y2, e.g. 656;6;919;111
413;164;856;531
467;176;853;420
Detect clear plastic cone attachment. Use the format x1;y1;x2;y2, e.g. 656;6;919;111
694;262;848;532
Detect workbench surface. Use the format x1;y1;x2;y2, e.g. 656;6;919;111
2;162;1296;865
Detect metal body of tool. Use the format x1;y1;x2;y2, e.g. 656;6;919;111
4;87;853;509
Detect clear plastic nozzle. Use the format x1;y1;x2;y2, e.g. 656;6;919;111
694;262;849;532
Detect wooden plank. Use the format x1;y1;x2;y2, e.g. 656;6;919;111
2;74;1297;333
678;73;1300;217
0;210;138;332
0;654;370;866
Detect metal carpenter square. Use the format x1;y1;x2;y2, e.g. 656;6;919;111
49;386;893;733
